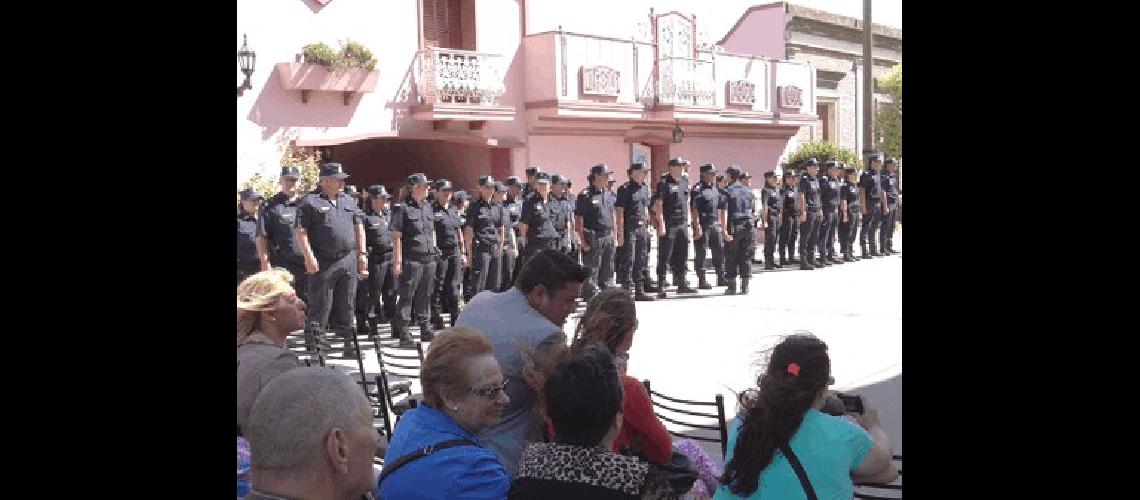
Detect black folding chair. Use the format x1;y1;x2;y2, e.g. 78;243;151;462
375;342;425;419
853;454;903;499
357;374;394;466
642;379;730;457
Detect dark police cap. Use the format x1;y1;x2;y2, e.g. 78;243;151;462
724;165;742;178
590;164;613;176
824;160;839;169
668;156;688;167
783;170;797;178
844;167;858;175
884;157;897;165
551;174;569;185
319;162;350;179
801;158;819;167
478;175;495;187
503;176;521;187
406;173;430;186
699;163;717;173
525;165;541;176
435;179;453;190
716;174;725;182
742;171;753;179
344;185;360;196
534;171;552;184
239;188;263;201
629;162;649;172
453;190;468;200
763;171;776;178
280;165;301;179
494;182;507;193
367;185;391;198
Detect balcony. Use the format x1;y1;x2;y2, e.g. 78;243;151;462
523;30;817;131
409;48;515;124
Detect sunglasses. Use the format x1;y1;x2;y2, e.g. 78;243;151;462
469;379;509;399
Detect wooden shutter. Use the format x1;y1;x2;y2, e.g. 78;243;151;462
422;0;449;48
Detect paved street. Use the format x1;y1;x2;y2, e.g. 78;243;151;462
318;229;902;470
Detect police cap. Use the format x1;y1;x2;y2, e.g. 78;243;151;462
319;162;350;179
534;171;552;184
406;173;430;186
525;165;541;176
434;179;453;191
344;185;360;196
724;165;742;179
239;188;263;201
590;164;613;176
503;176;521;187
629;162;649;172
668;157;687;167
280;166;301;179
367;185;391;198
478;175;495;187
699;163;717;173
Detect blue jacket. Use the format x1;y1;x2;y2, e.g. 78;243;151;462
380;405;510;499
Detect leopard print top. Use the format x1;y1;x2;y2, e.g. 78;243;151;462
516;442;650;496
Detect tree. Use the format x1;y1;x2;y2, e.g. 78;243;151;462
239;146;322;199
875;63;902;159
782;141;864;172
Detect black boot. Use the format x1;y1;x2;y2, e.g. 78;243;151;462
861;244;870;259
356;316;370;336
634;281;655;302
418;322;435;343
393;321;415;345
800;256;814;270
644;274;658;292
676;274;698;294
725;278;737;295
656;275;668;299
764;258;775;270
740;278;750;295
779;253;787;267
697;272;712;290
431;314;445;331
716;271;726;287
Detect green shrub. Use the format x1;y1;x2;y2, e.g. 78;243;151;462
301;42;338;69
340;40;377;71
782;141;864;172
301;41;377;71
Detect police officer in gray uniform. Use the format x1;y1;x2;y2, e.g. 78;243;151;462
615;162;654;301
549;174;573;257
759;171;782;270
797;159;825;270
880;158;900;254
518;171;561;274
690;163;726;290
358;185;396;337
464;176;505;298
500;176;524;291
391;173;439;345
839;167;862;262
238;188;263;285
294;162;369;341
859;153;886;258
429;179;466;329
723;165;754;294
256;166;307;304
778;170;800;266
818;161;844;265
576;164;618;300
655;157;698;298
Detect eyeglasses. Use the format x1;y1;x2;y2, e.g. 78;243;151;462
469;379;509;399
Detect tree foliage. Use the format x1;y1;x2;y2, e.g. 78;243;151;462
239;146;322;199
782;141;864;172
875;63;902;159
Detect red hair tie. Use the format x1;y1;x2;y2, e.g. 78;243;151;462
787;363;800;377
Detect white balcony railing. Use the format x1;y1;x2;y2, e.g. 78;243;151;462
414;48;506;106
657;57;715;107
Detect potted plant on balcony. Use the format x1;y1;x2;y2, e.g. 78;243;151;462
277;40;379;104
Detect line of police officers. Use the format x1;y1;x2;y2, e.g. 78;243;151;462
237;154;900;346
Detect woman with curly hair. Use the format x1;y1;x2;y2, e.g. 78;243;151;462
715;333;897;499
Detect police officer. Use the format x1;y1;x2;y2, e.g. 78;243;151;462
333;184;365;329
391;173;438;345
859;153;886;258
549;174;573;257
839;166;862;262
453;190;473;301
522;165;541;200
518;171;561;274
690;163;726;290
880;158;900;254
491;182;517;290
237;188;263;284
358;185;397;337
500;176;524;291
576;164;618;300
723;165;755;294
464;176;505;298
759;171;783;270
778;170;800;267
655;157;698;298
818;161;843;265
294;162;369;344
798;159;825;270
429;179;466;329
615;162;655;301
256;166;308;305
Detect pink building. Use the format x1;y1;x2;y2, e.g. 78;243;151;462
237;0;818;192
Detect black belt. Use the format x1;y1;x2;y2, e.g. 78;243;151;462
665;217;686;226
730;218;753;224
588;228;613;236
700;218;720;226
624;219;646;226
317;249;353;262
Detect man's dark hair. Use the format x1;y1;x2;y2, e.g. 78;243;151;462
544;343;623;447
515;249;588;296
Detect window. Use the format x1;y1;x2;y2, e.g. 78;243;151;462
422;0;475;50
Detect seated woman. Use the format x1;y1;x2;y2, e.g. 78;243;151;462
715;333;898;499
511;344;671;500
380;326;511;499
237;269;307;434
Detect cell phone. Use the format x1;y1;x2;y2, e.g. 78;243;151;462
836;393;864;415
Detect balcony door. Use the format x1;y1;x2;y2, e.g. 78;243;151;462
422;0;476;51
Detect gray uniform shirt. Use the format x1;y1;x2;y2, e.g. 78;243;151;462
237;333;302;432
454;287;565;477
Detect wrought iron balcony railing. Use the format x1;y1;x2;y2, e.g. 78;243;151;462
414;48;507;106
656;57;715;107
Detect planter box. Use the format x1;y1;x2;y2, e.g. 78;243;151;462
276;62;378;105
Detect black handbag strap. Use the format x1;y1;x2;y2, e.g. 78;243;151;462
779;442;818;500
377;438;477;486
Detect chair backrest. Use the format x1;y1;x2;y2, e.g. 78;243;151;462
357;374;395;460
853;454;903;499
642;379;730;457
376;342;425;379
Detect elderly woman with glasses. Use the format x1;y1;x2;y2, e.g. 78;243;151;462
380;326;511;499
